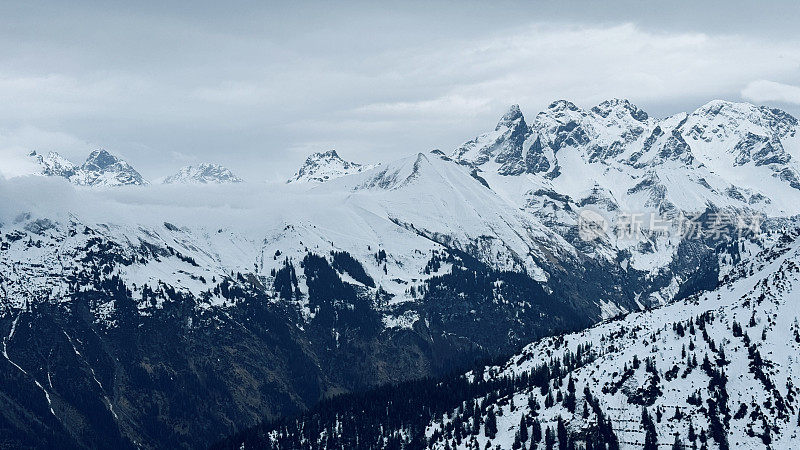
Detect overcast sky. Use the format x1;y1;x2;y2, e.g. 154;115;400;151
1;0;799;181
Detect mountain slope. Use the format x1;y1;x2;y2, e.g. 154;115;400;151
430;227;800;449
218;226;800;449
0;155;605;448
2;97;800;449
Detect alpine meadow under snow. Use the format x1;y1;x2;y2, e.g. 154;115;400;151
1;98;799;449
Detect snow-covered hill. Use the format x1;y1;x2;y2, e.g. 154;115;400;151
162;163;243;184
287;149;373;183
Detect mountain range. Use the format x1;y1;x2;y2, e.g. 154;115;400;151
29;149;148;187
26;150;243;186
2;98;799;449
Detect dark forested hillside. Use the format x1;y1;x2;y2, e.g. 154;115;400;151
214;230;800;449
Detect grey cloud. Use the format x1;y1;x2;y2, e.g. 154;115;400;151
0;1;799;182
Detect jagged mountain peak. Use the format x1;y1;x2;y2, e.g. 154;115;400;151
691;99;798;132
495;104;525;130
287;149;372;184
451;105;532;168
314;149;341;160
83;149;120;169
546;99;581;112
28;150;78;178
162;163;243;184
591;98;649;122
25;148;147;186
75;149;147;187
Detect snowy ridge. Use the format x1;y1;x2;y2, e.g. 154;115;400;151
0;153;579;320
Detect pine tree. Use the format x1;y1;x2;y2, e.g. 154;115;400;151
472;410;481;435
485;409;497;439
532;419;542;444
642;408;658;450
564;377;576;412
545;427;556;450
672;433;686;450
557;416;567;450
529;396;540;417
519;415;528;443
513;432;522;450
544;388;555;408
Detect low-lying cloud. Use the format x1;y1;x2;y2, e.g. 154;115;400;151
742;80;800;106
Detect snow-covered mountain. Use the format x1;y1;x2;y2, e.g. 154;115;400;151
452;99;800;305
421;227;800;449
287;149;373;183
236;226;800;449
28;150;79;179
2;98;800;448
0;153;606;448
27;149;147;186
162;163;243;184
